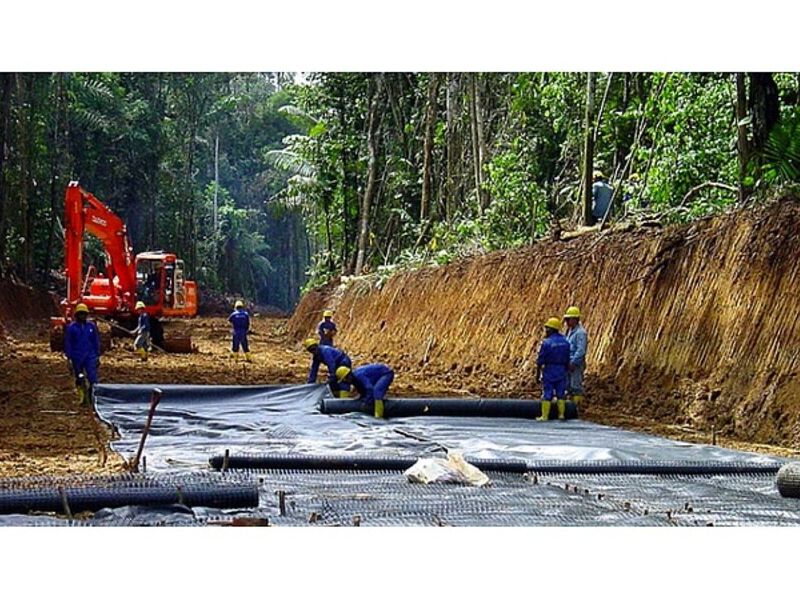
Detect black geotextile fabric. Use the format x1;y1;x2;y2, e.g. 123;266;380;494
1;383;797;526
91;383;787;469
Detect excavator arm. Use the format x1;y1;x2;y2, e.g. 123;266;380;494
64;181;137;314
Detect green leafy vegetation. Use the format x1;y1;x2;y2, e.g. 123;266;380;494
1;72;798;305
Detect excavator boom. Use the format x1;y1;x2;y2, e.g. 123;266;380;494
64;182;137;315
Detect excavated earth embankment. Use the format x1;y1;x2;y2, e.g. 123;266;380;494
289;197;800;450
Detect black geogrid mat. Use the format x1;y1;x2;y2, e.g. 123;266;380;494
1;383;798;526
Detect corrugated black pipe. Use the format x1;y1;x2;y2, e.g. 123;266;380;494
0;483;259;516
777;462;800;497
320;398;579;419
209;453;529;473
528;461;784;475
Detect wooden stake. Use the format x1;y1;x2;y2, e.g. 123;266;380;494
222;449;230;473
277;490;286;516
58;486;73;519
131;388;162;473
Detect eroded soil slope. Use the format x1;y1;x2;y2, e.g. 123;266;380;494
290;197;800;450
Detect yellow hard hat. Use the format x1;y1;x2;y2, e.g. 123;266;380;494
544;317;562;330
135;301;146;310
323;309;333;318
593;170;605;180
235;300;244;309
303;338;318;351
74;303;89;314
335;366;351;382
564;306;581;319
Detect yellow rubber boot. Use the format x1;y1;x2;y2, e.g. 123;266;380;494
538;400;551;421
572;394;583;408
75;385;85;405
557;399;566;420
245;352;252;362
374;399;385;419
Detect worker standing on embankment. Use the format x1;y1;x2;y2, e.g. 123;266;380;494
64;303;101;405
304;338;352;396
133;301;151;361
591;170;614;225
535;318;571;421
229;300;252;362
336;364;395;419
317;309;337;346
564;306;588;408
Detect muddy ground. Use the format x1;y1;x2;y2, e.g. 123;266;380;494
2;314;799;479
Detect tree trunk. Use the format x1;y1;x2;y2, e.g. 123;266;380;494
469;74;481;211
735;73;751;203
581;72;596;226
420;73;439;223
17;74;34;280
445;73;462;223
185;119;197;274
355;75;383;275
336;88;357;274
0;73;12;273
44;73;64;281
748;72;780;151
748;72;780;187
474;74;489;212
213;131;219;232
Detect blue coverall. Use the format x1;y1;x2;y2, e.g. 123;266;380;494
317;318;337;346
536;333;571;400
565;323;588;396
134;311;151;351
351;363;395;407
592;180;614;222
228;309;250;353
64;320;101;385
307;345;352;394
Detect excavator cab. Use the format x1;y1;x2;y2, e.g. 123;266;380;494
135;252;197;317
135;257;164;307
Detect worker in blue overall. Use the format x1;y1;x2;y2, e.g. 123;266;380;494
64;303;101;406
535;317;571;421
304;338;352;397
133;301;151;361
335;363;395;419
228;300;252;362
317;309;337;346
563;305;588;408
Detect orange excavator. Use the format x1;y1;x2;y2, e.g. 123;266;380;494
50;182;198;352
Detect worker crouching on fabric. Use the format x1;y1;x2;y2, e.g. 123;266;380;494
318;309;337;346
64;303;101;406
133;301;151;361
563;305;588;408
336;363;395;419
535;317;571;421
304;338;352;397
229;300;252;362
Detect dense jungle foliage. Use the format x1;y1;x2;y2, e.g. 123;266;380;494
1;72;798;305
